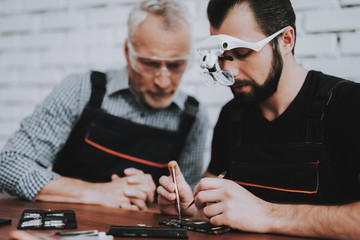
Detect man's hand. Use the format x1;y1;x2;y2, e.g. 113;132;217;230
157;161;197;216
194;178;360;239
35;168;156;211
117;168;156;210
86;168;156;210
193;178;272;233
123;168;156;203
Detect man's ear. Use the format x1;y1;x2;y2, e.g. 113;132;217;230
279;27;295;55
124;38;130;65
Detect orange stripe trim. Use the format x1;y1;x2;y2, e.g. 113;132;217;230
234;181;318;194
85;137;168;168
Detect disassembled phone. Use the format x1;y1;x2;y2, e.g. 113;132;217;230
159;218;230;235
107;225;188;238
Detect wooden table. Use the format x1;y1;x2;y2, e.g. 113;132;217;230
0;199;316;240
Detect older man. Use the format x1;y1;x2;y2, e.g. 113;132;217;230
0;0;209;211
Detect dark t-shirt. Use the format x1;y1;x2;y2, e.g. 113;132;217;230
208;70;360;201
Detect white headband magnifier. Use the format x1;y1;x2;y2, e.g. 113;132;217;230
197;27;287;86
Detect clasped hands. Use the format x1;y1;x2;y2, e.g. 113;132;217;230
94;168;156;210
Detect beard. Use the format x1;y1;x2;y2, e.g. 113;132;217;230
230;44;283;106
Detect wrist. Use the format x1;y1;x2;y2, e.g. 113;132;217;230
35;177;100;205
255;201;283;234
263;203;298;235
264;203;282;233
79;181;102;205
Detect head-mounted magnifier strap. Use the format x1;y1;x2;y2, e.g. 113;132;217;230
221;26;288;52
197;26;288;66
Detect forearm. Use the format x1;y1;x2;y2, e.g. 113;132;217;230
0;152;60;200
268;202;360;239
34;175;142;209
34;176;101;205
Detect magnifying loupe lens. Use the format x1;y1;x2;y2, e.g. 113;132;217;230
216;70;235;86
200;71;216;86
200;70;235;86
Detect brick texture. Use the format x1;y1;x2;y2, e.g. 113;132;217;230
304;8;360;32
0;0;360;164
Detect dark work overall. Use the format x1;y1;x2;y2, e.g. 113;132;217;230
52;71;198;185
228;79;348;204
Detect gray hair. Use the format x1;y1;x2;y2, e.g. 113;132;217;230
127;0;191;41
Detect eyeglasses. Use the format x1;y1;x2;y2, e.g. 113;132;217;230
127;41;190;78
197;27;288;86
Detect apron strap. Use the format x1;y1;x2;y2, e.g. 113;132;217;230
173;96;199;159
306;77;351;203
88;71;107;110
306;78;349;143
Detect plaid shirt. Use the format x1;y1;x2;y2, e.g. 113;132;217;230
0;67;209;200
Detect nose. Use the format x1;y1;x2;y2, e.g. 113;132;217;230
154;67;172;89
222;59;240;79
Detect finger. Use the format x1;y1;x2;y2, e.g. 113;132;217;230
168;161;191;197
130;198;148;211
158;192;175;205
203;201;224;219
209;214;226;228
111;174;121;181
124;168;144;176
157;185;176;201
127;174;154;185
120;203;139;210
127;175;142;184
118;197;131;206
135;184;155;203
127;174;155;203
194;189;223;209
159;175;175;193
127;173;155;188
193;178;228;197
168;161;186;182
124;189;147;201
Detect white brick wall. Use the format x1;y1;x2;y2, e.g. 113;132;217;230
1;0;360;166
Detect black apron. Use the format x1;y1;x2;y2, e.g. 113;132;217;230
228;78;348;204
52;71;198;185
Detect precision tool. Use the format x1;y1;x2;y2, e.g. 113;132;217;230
169;164;181;219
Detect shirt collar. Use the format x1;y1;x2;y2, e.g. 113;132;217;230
105;67;186;111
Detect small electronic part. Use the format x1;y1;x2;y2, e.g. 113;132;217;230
159;218;230;235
